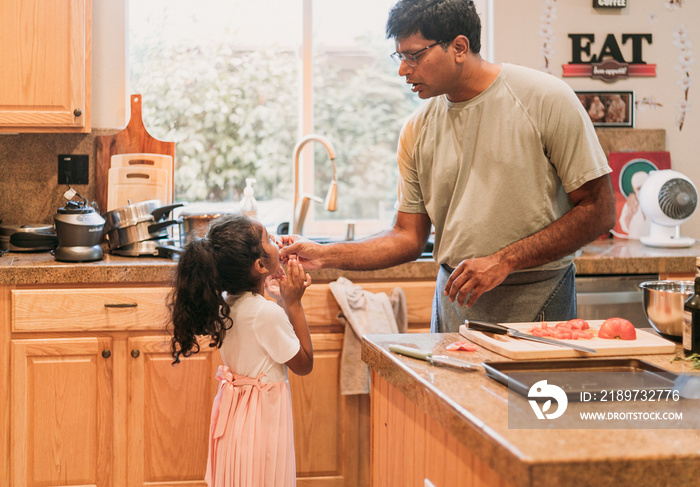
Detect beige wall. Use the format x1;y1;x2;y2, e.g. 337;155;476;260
492;0;699;237
93;0;128;129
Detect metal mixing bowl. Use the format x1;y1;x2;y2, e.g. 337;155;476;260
639;280;694;341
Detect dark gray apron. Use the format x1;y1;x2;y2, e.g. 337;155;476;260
431;263;577;333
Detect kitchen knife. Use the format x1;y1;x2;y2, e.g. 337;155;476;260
465;319;597;354
388;344;481;372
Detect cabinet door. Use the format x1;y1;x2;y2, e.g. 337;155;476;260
126;336;220;487
291;333;369;487
11;337;113;487
0;0;90;133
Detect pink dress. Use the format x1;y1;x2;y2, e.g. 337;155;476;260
205;292;301;487
205;366;296;487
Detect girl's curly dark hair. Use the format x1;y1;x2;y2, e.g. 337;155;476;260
167;214;265;364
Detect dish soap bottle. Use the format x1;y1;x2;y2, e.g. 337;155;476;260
239;178;258;218
683;256;700;356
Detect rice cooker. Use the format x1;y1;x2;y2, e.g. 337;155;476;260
53;200;106;262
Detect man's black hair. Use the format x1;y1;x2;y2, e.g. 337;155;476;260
386;0;481;54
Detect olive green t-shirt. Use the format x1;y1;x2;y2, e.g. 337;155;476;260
396;63;611;271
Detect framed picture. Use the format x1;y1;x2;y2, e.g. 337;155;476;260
575;90;634;128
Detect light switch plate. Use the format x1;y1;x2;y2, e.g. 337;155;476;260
58;154;89;185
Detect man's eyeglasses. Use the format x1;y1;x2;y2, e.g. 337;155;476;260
390;41;443;67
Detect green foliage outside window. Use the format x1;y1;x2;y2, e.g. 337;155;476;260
131;29;419;222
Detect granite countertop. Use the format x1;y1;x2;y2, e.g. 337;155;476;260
575;238;700;275
361;332;700;487
1;238;698;285
0;245;438;285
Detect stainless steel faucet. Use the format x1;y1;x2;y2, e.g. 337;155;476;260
292;134;337;235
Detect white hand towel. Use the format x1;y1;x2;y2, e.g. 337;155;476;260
329;277;406;395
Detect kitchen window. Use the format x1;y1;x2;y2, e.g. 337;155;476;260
129;0;420;238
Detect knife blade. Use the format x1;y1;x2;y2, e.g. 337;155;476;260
388;344;481;372
465;319;597;354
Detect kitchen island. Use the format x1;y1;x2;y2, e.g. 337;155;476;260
362;332;700;487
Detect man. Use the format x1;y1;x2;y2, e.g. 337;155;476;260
280;0;615;332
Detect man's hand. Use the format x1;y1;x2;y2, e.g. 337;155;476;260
443;254;512;307
443;175;614;308
277;235;324;269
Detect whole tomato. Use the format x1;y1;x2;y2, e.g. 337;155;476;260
598;317;637;340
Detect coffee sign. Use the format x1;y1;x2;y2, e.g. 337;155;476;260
593;0;627;8
563;33;656;82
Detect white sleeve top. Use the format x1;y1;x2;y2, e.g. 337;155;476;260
218;292;300;383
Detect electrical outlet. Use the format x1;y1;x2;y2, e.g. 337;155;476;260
58;154;89;185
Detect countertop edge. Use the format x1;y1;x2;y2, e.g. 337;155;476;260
2;239;699;285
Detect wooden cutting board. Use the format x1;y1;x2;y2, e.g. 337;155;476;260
459;321;676;360
107;167;170;210
96;94;175;214
110;153;173;205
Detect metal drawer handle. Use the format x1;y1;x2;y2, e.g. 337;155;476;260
104;303;138;308
131;349;140;359
102;350;111;359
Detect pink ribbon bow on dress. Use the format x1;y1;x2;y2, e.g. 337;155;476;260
210;365;265;439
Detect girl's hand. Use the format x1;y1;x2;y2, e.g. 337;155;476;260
264;267;285;302
279;257;311;305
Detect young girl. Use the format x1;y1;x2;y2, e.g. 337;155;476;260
168;214;313;487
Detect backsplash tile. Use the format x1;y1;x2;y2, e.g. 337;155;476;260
0;130;118;226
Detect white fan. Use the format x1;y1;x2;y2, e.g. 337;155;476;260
639;169;698;248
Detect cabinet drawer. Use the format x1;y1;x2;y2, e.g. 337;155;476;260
302;281;435;328
12;287;171;332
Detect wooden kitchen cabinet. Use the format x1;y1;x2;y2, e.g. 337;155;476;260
0;0;91;133
291;333;368;487
11;337;114;487
125;335;219;487
2;278;435;487
294;280;434;487
5;284;217;487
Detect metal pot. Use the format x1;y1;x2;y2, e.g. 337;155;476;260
102;200;182;229
105;218;179;249
103;201;183;250
110;238;181;258
0;224;57;252
180;206;237;245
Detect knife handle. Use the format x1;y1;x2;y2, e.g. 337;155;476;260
465;319;510;334
388;344;432;361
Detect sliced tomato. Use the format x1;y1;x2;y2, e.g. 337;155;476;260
528;320;593;340
445;341;478;352
572;330;594;340
566;318;590;330
540;328;556;337
555;330;573;340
